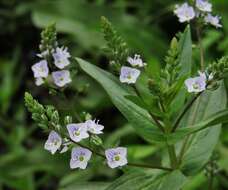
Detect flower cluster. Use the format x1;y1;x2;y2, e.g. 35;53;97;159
32;46;72;88
174;0;222;28
119;54;146;84
44;119;128;169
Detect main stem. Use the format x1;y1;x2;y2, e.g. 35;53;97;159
132;85;165;132
196;24;205;71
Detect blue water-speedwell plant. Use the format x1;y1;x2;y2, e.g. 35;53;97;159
25;0;228;189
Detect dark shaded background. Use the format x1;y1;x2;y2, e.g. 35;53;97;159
0;0;228;189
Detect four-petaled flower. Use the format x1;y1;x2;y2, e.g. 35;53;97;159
70;147;92;169
52;46;71;69
185;74;207;93
127;54;146;67
196;0;212;12
32;60;49;78
67;123;89;142
105;147;128;168
52;70;72;87
119;66;140;84
204;14;222;28
44;130;62;154
85;119;104;134
174;3;195;23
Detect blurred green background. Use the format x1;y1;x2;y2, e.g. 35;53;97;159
0;0;228;189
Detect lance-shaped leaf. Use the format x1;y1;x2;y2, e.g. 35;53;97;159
105;170;187;190
76;58;165;143
179;83;226;175
167;107;228;144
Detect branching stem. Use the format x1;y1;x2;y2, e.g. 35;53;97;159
68;137;172;171
171;92;203;132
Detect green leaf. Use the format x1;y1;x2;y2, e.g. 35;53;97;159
105;170;187;190
180;83;227;175
59;182;110;190
178;25;192;75
167;107;228;144
76;58;165;143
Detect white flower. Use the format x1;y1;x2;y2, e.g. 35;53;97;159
52;70;72;87
196;0;212;12
70;147;92;169
67;123;89;142
53;46;71;69
185;74;207;93
44;130;62;154
204;14;222;28
174;3;195;23
35;77;44;86
85;119;104;134
105;147;128;169
32;60;49;78
127;54;146;67
119;66;140;84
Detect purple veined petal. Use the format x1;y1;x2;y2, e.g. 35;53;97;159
52;70;72;87
52;46;71;69
85;120;104;134
44;130;62;154
105;147;128;169
185;75;206;93
127;54;146;67
196;0;212;12
174;3;195;23
67;123;89;142
204;14;222;28
70;147;92;169
31;60;49;78
119;66;140;84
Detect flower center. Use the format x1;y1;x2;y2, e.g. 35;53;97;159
127;74;132;80
74;130;80;136
193;83;200;89
114;155;120;161
79;156;84;161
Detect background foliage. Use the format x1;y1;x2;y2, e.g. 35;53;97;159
0;0;228;189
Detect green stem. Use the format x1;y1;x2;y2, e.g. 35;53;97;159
196;24;205;71
68;136;172;171
133;85;165;132
177;135;190;165
167;145;178;169
171;92;202;132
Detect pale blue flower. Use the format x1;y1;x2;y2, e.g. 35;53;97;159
127;54;146;67
196;0;212;12
32;60;49;78
105;147;128;168
85;119;104;134
44;130;62;154
204;14;222;28
67;123;89;142
174;3;195;23
119;66;140;84
70;147;92;169
185;74;207;93
52;70;72;87
53;46;71;69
